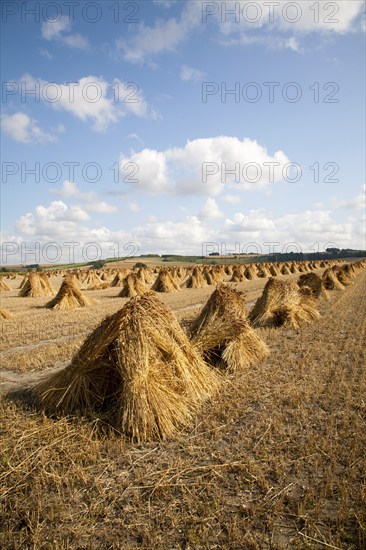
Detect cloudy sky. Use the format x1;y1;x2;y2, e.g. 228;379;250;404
1;0;365;264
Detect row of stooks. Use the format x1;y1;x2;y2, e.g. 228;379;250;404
0;258;336;283
2;259;364;443
0;258;348;306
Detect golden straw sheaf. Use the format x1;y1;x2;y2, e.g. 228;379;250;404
189;283;269;371
34;292;220;442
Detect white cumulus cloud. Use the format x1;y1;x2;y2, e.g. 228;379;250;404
128;202;140;212
20;74;150;132
117;1;364;64
215;1;364;36
331;185;366;211
1;112;57;144
16;201;90;237
116;2;202;64
41;16;89;50
49;181;117;213
222;194;242;204
84;202;118;214
119;136;290;196
180;65;206;81
10;196;366;261
198;198;224;219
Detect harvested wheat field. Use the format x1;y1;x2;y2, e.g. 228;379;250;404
1;262;365;549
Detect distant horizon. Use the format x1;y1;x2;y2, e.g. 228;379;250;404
2;248;365;270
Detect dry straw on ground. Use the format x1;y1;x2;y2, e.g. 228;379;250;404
249;277;320;329
189;284;269;371
0;307;14;319
45;277;99;310
35;292;220;442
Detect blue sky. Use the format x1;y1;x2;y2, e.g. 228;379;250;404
1;0;365;264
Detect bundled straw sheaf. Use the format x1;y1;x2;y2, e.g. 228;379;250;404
256;264;271;278
225;265;234;276
184;266;208;289
203;270;216;285
333;266;354;287
230;266;245;282
18;275;28;289
189;284;269;371
297;272;329;300
45;276;98;310
269;264;280;277
0;278;11;291
100;271;111;282
249;278;320;329
119;273;148;298
35;292;220;442
280;263;291;276
136;267;154;285
110;271;128;287
322;268;345;291
83;272;109;290
203;266;223;286
244;264;258;280
18;273;54;297
152;268;180;292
